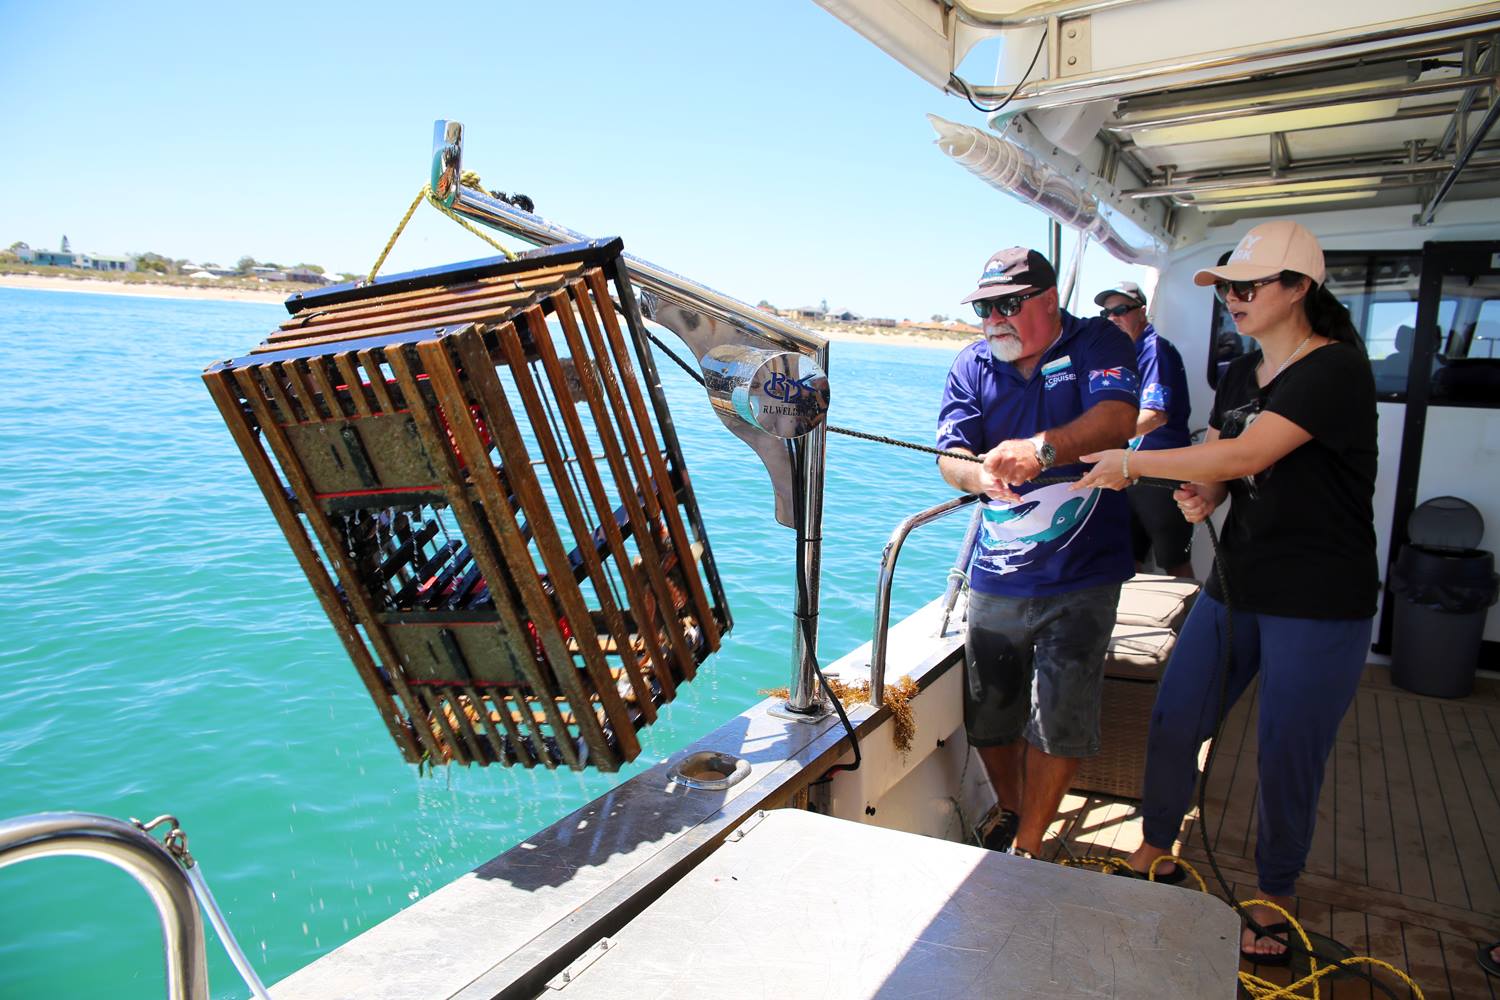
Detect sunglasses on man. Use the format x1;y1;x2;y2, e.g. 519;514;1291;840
972;286;1045;319
1213;276;1282;304
1099;303;1141;318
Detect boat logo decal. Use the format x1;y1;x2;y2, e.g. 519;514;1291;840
763;371;824;404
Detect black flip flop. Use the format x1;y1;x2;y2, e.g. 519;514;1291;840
1112;860;1187;886
1479;941;1500;977
1241;921;1293;967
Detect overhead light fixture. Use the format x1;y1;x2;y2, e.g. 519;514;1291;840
1195;190;1379;212
1124;77;1408;147
1194;177;1381;201
1133;100;1401;147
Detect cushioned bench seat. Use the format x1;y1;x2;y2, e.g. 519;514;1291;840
1072;574;1200;800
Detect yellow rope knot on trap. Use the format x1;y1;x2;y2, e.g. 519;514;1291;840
367;181;518;284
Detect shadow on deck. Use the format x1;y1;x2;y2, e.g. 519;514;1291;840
1052;667;1500;999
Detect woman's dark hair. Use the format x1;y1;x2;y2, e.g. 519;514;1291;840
1278;270;1362;345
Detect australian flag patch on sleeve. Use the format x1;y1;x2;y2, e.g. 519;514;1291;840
1088;367;1139;396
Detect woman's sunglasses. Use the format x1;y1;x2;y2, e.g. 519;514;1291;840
973;287;1045;319
1099;303;1141;318
1213;276;1282;304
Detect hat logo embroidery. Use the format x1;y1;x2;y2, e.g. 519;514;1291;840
1229;233;1262;263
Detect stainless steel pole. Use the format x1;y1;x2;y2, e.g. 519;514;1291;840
0;813;208;1000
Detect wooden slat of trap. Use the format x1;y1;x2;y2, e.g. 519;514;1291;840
560;282;712;672
203;369;423;763
254;363;301;426
280;358;324;420
333;352;372;418
221;365;444;763
455;325;657;725
501;316;678;705
570;274;707;650
262;270;581;355
268;284;548;351
487;320;657;720
385;343;587;769
541;297;697;688
580;269;721;654
233;360;453;761
421;331;639;763
274;263;585;339
357;348;397;413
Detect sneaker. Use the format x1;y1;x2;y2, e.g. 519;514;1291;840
982;809;1020;853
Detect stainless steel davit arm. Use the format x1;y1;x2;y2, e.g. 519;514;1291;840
429;121;832;715
869;494;982;706
0;812;208;1000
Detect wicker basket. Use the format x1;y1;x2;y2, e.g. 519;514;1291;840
1073;675;1158;800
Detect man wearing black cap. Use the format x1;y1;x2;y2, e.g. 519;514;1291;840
936;247;1139;860
1095;282;1194;578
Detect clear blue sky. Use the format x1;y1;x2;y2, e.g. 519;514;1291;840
1;1;1149;321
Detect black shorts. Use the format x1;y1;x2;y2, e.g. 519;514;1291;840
1128;482;1193;569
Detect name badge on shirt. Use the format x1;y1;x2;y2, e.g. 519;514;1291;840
1088;367;1139;395
1041;355;1075;390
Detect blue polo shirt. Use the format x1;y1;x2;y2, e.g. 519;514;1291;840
1133;324;1192;451
936;311;1139;597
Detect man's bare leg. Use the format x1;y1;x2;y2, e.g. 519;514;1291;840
1013;744;1080;856
977;742;1024;815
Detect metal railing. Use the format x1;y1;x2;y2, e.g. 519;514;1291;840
0;812;208;1000
868;494;982;706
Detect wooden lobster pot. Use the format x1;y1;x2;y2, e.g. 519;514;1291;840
203;239;730;771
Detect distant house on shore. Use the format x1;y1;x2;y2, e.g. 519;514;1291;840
284;267;331;285
791;305;827;320
21;235;135;272
76;252;135;273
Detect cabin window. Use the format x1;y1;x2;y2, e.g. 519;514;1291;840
1207;250;1480;401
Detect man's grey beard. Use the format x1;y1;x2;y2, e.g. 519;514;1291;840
987;332;1022;363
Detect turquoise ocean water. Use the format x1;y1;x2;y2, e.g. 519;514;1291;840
0;286;970;998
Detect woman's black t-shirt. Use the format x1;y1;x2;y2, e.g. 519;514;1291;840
1207;341;1379;619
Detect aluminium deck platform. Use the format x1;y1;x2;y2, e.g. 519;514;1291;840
1056;667;1500;999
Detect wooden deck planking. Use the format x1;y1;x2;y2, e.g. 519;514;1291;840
1056;670;1500;999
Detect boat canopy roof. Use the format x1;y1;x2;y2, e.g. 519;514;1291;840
817;0;1500;254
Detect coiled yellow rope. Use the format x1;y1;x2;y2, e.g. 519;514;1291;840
366;172;517;283
1058;856;1426;998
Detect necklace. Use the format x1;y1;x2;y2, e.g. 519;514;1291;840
1264;333;1314;384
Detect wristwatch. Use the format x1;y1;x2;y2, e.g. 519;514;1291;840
1031;435;1056;471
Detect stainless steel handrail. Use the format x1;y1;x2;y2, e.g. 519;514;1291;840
869;494;982;706
0;812;208;1000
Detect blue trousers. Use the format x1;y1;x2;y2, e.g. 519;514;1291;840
1140;594;1373;896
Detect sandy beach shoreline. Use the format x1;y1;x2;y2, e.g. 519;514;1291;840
0;272;972;351
0;273;292;304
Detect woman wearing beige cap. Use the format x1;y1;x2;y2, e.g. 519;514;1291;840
1074;220;1379;966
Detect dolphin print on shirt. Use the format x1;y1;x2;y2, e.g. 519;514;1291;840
975;483;1103;576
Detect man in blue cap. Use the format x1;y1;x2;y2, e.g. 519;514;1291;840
1095;281;1194;578
937;247;1139;860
